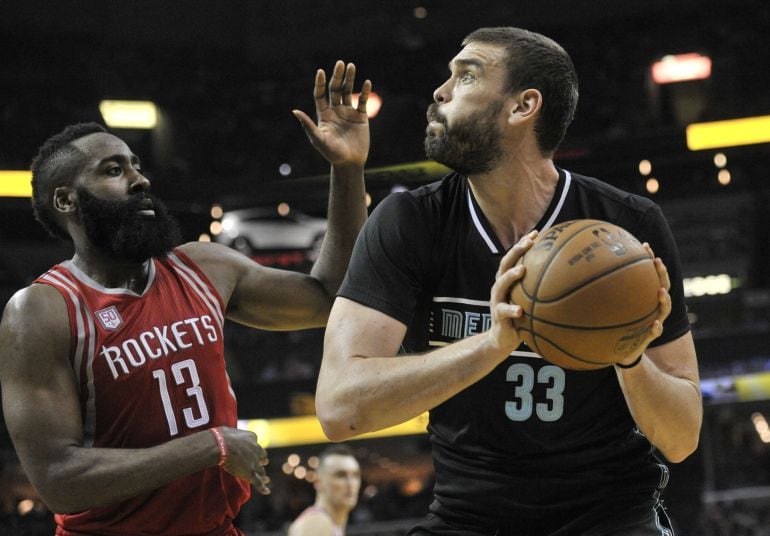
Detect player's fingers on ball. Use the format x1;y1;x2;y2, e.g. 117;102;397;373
492;265;520;291
514;235;535;254
493;301;520;321
654;257;671;290
651;319;664;338
658;288;672;317
492;266;522;304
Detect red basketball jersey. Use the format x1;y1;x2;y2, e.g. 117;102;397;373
35;249;250;536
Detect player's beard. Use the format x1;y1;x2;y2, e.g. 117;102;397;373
77;187;183;263
424;99;504;176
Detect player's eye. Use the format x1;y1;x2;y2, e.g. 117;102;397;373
460;72;475;83
107;166;122;176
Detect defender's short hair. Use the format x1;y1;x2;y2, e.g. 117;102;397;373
30;122;107;240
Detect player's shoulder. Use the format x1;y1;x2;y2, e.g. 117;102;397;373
287;508;335;535
0;283;70;354
372;172;464;224
568;170;660;224
175;240;237;264
2;282;67;324
570;171;655;208
173;240;255;277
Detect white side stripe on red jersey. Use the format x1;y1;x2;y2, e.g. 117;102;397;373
167;253;225;328
40;270;97;446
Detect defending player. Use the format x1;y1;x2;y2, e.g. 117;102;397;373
0;61;370;535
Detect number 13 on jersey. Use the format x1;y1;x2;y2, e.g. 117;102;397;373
153;358;211;436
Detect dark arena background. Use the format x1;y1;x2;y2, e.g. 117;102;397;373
1;1;769;534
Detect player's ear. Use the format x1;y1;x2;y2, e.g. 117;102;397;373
53;186;78;213
508;89;542;125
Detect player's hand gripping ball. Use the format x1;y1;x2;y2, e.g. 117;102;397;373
510;220;660;370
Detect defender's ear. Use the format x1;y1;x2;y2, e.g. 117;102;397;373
53;186;77;213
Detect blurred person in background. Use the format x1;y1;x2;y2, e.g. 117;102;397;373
0;60;371;535
288;444;361;536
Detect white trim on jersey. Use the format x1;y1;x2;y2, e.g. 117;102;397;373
538;170;572;232
60;259;156;297
466;189;499;253
510;350;542;359
41;270;98;446
466;170;574;254
428;341;543;360
166;253;225;328
433;296;489;306
430;297;543;359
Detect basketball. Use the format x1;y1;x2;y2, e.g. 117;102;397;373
510;219;660;370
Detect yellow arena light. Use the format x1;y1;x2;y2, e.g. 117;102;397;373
238;413;429;448
99;100;158;129
0;170;32;197
686;115;770;150
736;372;770;403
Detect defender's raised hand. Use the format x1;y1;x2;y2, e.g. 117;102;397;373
293;61;371;169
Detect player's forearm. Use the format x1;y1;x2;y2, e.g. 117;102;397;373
317;333;509;441
310;164;367;297
616;355;702;463
33;430;218;513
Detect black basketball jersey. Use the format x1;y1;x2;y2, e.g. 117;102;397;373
338;169;690;528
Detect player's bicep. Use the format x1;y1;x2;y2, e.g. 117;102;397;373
180;241;331;329
323;297;407;361
0;288;83;484
229;262;332;329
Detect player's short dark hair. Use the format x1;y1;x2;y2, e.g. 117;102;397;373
463;27;579;155
30;122;108;240
318;443;356;466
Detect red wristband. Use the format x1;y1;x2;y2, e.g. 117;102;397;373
209;427;228;467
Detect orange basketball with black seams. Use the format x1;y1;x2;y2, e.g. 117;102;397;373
510;219;660;370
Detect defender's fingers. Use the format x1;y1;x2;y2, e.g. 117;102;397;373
356;79;372;114
341;63;356;106
313;69;328;113
251;471;271;495
328;60;346;105
257;444;269;465
292;110;321;143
